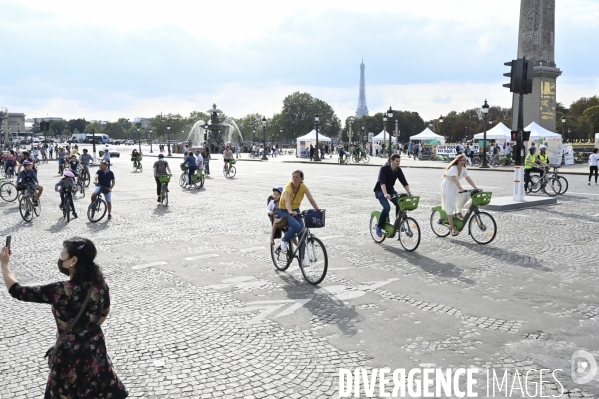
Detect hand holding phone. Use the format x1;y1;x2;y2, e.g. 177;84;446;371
5;236;11;251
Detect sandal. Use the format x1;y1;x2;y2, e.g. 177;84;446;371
450;229;459;236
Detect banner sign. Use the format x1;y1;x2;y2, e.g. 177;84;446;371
435;145;479;155
564;144;574;165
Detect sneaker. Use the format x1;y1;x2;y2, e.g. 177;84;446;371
107;214;112;220
280;240;288;252
589;182;591;185
375;226;384;238
157;197;161;202
72;213;78;219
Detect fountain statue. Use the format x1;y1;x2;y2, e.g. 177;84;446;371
186;104;243;149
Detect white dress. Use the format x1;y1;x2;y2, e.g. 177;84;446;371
441;165;470;214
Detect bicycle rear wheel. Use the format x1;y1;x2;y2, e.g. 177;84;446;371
469;211;496;244
557;176;568;194
19;197;33;222
369;215;386;243
271;237;292;271
87;199;107;222
528;176;541;193
430;209;450;237
0;182;18;202
63;198;70;222
82;170;91;187
75;182;85;199
398;217;421;252
299;236;328;285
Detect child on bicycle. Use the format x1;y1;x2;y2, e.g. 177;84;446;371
55;170;78;219
67;155;80;179
267;187;283;245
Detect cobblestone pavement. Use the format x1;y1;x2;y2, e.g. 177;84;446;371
1;146;599;398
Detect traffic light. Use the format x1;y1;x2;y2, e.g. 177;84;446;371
523;60;534;94
503;57;534;94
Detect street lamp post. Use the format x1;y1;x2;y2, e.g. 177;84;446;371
347;116;354;144
261;116;268;160
395;119;399;152
387;107;394;156
480;99;490;168
438;114;443;140
314;113;321;161
561;115;566;138
279;128;282;148
167;124;172;157
383;114;387;157
137;127;141;154
149;129;153;153
92;128;96;161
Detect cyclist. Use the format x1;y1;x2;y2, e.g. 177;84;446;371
373;154;412;239
67;155;80;180
338;146;347;163
55;170;78;219
153;154;172;201
70;144;80;158
441;154;478;236
279;170;320;266
182;151;197;189
537;145;549;167
524;146;544;193
131;149;141;169
40;145;48;162
202;147;211;176
79;148;93;179
57;146;67;173
16;160;43;207
102;148;111;167
223;145;233;172
33;147;40;162
16;152;38;175
91;161;115;220
3;150;16;176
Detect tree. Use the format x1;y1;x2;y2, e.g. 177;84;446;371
235;113;263;142
31;118;41;133
117;118;132;131
102;122;124;139
68;119;87;134
583;105;599;138
281;92;341;140
50;120;69;136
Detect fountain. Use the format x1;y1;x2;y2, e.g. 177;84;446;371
186;104;243;149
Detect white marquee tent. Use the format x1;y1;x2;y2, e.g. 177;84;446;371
409;128;445;143
525;121;562;140
296;130;332;158
473;122;512;140
371;130;397;144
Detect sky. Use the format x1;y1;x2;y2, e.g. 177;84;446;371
1;0;598;123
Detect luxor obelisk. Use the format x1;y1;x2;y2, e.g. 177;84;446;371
511;0;562;132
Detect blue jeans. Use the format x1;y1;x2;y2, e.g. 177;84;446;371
375;189;398;229
279;209;305;252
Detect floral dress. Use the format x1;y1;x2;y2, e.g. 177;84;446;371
9;280;128;399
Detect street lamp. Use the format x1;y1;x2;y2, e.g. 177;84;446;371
167;124;172;156
387;107;393;156
261;116;268;160
149;129;153;153
314;113;321;161
395;119;399;152
561;115;566;137
137;126;141;154
382;114;387;157
279;128;283;147
92;128;96;161
438;114;443;139
480;99;490;168
204;123;209;143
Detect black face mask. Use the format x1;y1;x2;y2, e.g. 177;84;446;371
57;258;70;276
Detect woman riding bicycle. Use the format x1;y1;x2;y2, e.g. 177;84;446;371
440;154;478;236
278;170;321;266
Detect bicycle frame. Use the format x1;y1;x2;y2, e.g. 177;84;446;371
432;200;479;232
371;208;408;238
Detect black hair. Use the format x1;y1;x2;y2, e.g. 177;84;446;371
63;237;104;286
594;148;598;154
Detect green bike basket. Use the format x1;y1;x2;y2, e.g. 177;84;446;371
399;196;420;211
180;163;188;171
158;175;171;183
229;159;237;165
472;191;492;206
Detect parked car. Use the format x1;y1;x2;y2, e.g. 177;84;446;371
125;140;134;145
113;140;123;145
99;147;120;158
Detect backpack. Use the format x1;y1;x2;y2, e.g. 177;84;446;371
156;160;167;174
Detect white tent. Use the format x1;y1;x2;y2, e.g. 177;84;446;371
296;130;332;158
371;131;397;144
409;128;445;143
525;121;562;140
473;122;512;140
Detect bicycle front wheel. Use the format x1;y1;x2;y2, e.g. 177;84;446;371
179;173;187;187
369;215;386;243
469;211;497;245
33;198;41;217
19;197;33;222
0;182;18;202
528;176;541;193
362;156;370;163
299;236;328;285
228;166;236;178
430;209;450;237
87;199;107;222
271;237;292;271
161;185;168;206
398;217;421;252
543;178;561;197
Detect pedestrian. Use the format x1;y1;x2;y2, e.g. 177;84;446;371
272;143;277;157
49;144;54;159
589;148;599;185
92;161;115;220
203;147;211;176
0;238;129;398
309;144;314;161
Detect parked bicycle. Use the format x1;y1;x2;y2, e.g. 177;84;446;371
526;167;561;196
547;165;568;194
0;178;18;202
87;184;108;222
430;189;496;244
418;150;433;160
370;194;421;251
224;159;236;178
271;210;328;285
18;185;41;222
158;174;171;206
278;149;294;155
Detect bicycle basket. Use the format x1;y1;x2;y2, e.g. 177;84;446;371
472;191;492;207
158;174;171;183
304;209;325;228
180;163;188;171
136;156;142;161
229;159;237;165
399;196;420;211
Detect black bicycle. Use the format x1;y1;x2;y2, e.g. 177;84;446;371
0;179;17;202
87;185;108;222
271;210;328;285
79;166;91;187
60;190;76;222
19;185;41;222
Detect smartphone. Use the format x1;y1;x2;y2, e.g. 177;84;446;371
5;235;11;251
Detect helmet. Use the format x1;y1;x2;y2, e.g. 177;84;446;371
22;160;31;165
158;154;164;159
64;170;74;177
539;145;547;150
528;146;536;152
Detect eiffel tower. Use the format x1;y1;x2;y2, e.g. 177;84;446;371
355;58;369;117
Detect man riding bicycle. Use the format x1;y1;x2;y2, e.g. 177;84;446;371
131;149;141;168
223;145;233;171
153;154;172;201
524;146;545;193
373;154;411;239
79;148;93;176
57;146;67;173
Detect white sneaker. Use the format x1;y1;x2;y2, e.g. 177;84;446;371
280;240;288;251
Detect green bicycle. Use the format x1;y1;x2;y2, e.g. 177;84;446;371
370;194;421;251
224;159;236;178
133;156;143;172
430;189;497;244
158;174;171;206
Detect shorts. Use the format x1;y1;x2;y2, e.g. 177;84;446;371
93;186;112;202
58;158;65;165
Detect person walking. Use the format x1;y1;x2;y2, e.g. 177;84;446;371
203;147;211;176
1;238;128;398
309;144;314;161
589;148;599;185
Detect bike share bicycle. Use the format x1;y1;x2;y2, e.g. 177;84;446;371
133;155;143;172
271;209;328;285
179;164;205;188
224;159;236;178
430;189;497;244
370;194;421;251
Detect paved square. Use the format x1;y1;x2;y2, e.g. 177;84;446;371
1;148;598;398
